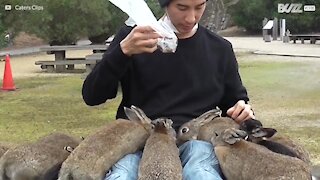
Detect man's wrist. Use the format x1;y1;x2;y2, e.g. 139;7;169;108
120;40;132;57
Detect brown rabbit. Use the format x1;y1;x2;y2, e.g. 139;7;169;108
178;109;311;164
240;118;311;164
268;134;311;164
177;108;239;145
0;133;81;180
0;146;9;159
176;108;224;145
211;128;311;180
138;118;182;180
58;105;154;180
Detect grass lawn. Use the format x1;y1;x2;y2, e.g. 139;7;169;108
0;76;121;143
0;54;319;164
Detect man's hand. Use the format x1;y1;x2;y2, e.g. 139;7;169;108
227;100;255;124
120;26;161;56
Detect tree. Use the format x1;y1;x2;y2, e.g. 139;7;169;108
147;0;164;19
1;0;127;45
228;0;274;33
228;0;320;34
78;1;127;44
0;0;165;45
0;12;7;48
200;0;241;32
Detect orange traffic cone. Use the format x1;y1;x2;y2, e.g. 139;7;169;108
1;54;16;91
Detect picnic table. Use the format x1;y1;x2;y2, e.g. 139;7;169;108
84;53;104;73
35;44;108;73
288;34;320;44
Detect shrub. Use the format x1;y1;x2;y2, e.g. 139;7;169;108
229;0;320;34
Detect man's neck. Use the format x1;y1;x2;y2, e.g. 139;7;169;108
177;29;197;39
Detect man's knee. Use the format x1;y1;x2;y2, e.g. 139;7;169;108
179;140;222;180
104;151;142;180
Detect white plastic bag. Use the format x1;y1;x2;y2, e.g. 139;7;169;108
109;0;178;53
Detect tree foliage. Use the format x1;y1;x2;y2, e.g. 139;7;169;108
229;0;320;34
147;0;165;19
228;0;274;33
0;0;164;45
0;0;128;45
0;11;7;48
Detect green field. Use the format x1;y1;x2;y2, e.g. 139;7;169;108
0;54;319;164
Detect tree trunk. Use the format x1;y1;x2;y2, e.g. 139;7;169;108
200;0;240;32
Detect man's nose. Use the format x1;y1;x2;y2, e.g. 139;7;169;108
185;10;196;24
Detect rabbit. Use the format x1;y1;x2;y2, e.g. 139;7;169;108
240;118;311;163
58;105;154;180
0;133;81;180
138;118;182;180
239;118;300;158
211;128;311;180
0;146;9;159
176;108;225;145
177;108;239;145
178;109;311;164
268;134;311;164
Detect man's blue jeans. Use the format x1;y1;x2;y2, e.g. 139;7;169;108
104;140;223;180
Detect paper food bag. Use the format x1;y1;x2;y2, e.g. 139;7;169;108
109;0;178;53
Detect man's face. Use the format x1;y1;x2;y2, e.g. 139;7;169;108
166;0;206;38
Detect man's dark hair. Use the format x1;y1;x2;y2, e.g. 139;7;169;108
158;0;208;8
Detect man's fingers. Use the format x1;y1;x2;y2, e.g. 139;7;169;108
226;106;235;116
136;39;158;47
230;101;245;119
234;106;252;123
133;26;161;40
227;100;255;124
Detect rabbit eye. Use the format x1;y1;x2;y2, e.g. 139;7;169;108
181;127;189;134
214;132;219;136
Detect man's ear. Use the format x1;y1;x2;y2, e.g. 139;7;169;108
252;128;277;138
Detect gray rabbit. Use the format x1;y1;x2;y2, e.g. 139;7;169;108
177;108;238;145
0;133;81;180
177;109;310;163
212;128;311;180
58;105;153;180
0;145;9;159
138;118;182;180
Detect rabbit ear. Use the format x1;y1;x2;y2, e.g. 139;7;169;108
164;119;173;129
222;128;247;145
124;106;137;120
124;106;151;124
195;108;221;126
252;128;277;138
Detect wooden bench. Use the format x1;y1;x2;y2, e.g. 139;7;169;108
85;53;103;61
289;34;320;44
35;44;108;72
35;58;100;73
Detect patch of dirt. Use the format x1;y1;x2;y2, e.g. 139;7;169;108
217;26;253;37
0;32;46;51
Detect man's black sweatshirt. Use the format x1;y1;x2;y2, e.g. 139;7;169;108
82;25;249;130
